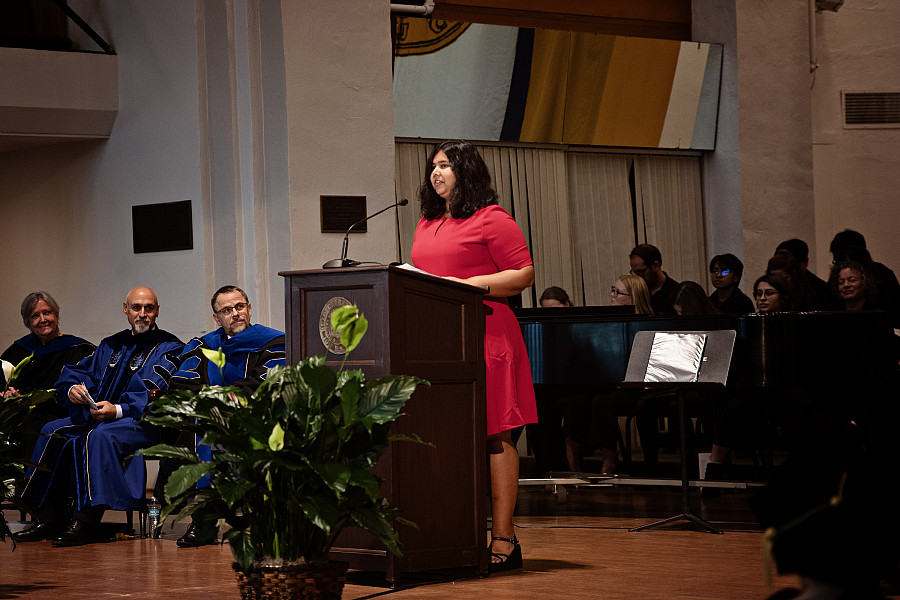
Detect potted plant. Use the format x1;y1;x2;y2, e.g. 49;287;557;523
142;306;428;599
1;356;55;545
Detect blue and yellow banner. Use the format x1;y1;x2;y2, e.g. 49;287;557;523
393;20;722;150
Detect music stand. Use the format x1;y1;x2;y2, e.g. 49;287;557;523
620;330;736;534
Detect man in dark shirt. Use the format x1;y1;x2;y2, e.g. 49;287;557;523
775;238;841;310
629;244;679;316
708;253;755;314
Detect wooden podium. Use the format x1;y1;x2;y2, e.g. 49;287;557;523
279;266;489;582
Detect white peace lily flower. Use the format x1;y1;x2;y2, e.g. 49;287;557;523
1;359;13;384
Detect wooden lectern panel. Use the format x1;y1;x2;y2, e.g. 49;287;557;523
279;266;488;582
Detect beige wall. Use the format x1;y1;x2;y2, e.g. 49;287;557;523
696;0;898;289
811;1;900;278
0;0;398;346
282;1;398;272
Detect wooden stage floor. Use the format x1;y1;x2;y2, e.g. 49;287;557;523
4;483;865;600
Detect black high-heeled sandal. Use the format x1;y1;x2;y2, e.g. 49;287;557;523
489;535;523;573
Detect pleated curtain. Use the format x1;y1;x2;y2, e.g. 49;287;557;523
393;141;705;308
633;155;707;286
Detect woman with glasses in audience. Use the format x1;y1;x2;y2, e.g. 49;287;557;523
753;274;791;313
708;254;754;314
584;275;656;475
609;274;654;315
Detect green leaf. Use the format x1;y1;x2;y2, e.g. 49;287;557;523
268;422;285;451
330;305;368;353
310;461;352;494
201;347;226;371
215;479;254;506
2;477;16;502
346;464;381;501
227;528;255;571
359;375;428;425
299;493;341;534
165;463;215;501
351;503;403;558
139;445;201;462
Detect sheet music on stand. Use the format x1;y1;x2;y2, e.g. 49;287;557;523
644;332;707;383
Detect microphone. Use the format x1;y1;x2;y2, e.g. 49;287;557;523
323;198;409;268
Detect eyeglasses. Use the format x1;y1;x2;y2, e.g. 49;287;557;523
610;286;631;297
629;268;648;276
215;302;248;316
753;290;779;298
709;268;731;276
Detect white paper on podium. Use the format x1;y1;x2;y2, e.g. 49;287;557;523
394;263;434;277
644;333;707;383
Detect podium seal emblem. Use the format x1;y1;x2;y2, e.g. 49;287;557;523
319;296;352;355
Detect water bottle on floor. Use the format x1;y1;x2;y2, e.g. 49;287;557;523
147;497;161;539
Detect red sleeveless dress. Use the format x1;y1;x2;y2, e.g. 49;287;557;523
412;205;538;436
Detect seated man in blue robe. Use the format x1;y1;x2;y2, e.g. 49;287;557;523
155;284;285;547
12;286;183;546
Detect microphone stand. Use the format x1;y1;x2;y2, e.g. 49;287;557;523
323;199;409;268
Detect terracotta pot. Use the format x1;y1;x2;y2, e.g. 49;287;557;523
233;560;349;599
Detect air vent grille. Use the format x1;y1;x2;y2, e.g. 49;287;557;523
843;92;900;128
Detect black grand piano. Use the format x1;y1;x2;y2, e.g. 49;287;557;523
515;307;897;475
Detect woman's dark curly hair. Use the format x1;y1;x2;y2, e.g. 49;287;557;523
417;140;498;220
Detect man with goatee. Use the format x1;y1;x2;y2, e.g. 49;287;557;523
14;286;183;546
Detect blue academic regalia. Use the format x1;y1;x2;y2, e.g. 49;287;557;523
168;324;285;486
22;327;183;512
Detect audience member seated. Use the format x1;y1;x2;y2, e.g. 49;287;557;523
775;238;841;310
11;286;183;547
830;260;875;312
672;280;721;316
754;274;791;313
708;254;754;314
532;286;583;472
609;274;654;315
767;254;819;311
154;285;285;548
629;244;680;316
706;273;825;493
829;229;900;316
539;285;572;308
586;275;657;474
1;292;95;458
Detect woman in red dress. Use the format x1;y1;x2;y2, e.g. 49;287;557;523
411;140;538;573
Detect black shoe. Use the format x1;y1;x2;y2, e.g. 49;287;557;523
488;536;523;573
11;522;63;542
701;462;725;498
176;521;217;548
51;519;95;547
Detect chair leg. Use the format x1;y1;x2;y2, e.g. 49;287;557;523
623;415;635;472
